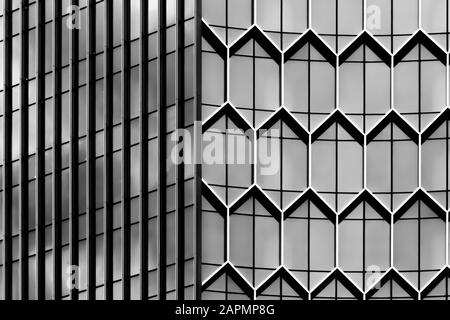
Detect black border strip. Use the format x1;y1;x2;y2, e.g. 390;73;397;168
394;189;447;222
256;267;309;300
52;0;62;300
366;110;419;144
139;0;149;300
202;103;252;133
229;186;282;222
339;31;391;66
104;0;114;300
310;269;363;300
229;26;282;65
284;189;336;222
201;182;227;219
69;0;80;301
311;110;364;146
257;107;309;144
394;30;447;66
284;30;337;66
422;108;450;142
202;263;254;299
366;269;419;300
2;0;13;301
201;20;227;60
36;0;46;300
338;190;391;223
86;0;97;300
421;267;450;298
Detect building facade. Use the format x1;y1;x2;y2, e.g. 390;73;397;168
1;0;450;300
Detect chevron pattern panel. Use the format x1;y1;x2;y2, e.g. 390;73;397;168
200;0;450;300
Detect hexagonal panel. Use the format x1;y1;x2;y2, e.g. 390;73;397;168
311;111;364;211
366;111;419;211
284;189;336;291
393;190;446;290
256;108;309;210
229;187;282;287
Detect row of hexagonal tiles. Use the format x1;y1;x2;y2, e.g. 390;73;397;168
202;180;448;293
202;263;450;300
202;21;449;133
203;20;448;63
203;103;450;210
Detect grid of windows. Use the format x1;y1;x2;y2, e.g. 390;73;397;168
0;0;200;300
2;0;450;301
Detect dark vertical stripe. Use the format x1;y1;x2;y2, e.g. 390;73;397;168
307;201;310;290
104;0;114;300
69;0;80;301
19;0;29;301
36;0;46;300
122;0;131;300
391;0;394;52
158;0;167;300
418;44;421;131
390;122;393;211
194;0;202;300
446;120;449;210
2;0;13;301
418;201;421;289
52;0;62;300
140;0;149;300
176;0;185;300
252;197;255;287
86;0;97;300
362;202;366;292
306;0;309;28
279;0;283;272
335;0;338;51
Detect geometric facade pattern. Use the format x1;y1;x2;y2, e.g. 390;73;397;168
201;0;450;300
1;0;450;300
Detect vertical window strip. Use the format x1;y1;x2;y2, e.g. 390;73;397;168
2;0;12;301
158;0;167;300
